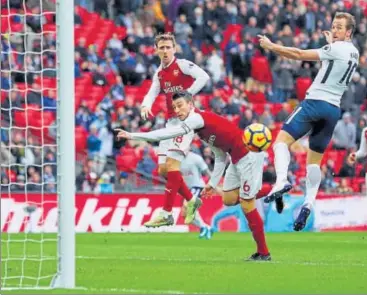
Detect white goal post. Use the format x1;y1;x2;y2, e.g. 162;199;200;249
1;0;75;289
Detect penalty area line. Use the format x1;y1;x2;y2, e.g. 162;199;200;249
81;287;189;294
75;255;367;267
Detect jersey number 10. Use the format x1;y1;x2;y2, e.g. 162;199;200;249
321;60;358;85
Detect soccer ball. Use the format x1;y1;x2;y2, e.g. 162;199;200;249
242;123;272;152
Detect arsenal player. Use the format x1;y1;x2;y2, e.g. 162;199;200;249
116;91;271;261
139;33;210;228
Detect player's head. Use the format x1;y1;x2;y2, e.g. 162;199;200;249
172;91;194;121
155;32;176;66
331;12;356;41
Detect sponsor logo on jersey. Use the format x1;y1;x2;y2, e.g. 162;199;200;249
323;45;331;52
163;85;184;93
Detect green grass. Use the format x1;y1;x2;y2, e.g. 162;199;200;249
1;232;367;294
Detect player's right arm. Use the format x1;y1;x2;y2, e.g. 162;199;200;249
349;127;367;163
140;71;161;120
115;112;205;142
258;35;327;61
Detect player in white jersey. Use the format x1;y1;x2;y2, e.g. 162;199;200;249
181;151;213;239
258;12;359;231
348;127;367;192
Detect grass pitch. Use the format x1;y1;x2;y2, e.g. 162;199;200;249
1;232;367;294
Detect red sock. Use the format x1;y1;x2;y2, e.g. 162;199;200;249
245;209;269;255
178;181;193;201
163;171;183;212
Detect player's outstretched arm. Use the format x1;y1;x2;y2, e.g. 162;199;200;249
115;125;190;142
116;112;205;142
141;71;160;120
258;35;320;61
177;59;210;95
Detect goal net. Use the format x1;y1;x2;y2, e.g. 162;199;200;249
1;0;75;290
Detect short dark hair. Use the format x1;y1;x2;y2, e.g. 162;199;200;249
172;91;193;101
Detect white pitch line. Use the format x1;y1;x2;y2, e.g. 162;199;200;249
75;255;367;267
81;287;188;294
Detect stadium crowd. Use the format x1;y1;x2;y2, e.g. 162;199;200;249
1;0;367;194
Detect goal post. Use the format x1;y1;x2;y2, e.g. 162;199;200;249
1;0;75;289
53;0;76;289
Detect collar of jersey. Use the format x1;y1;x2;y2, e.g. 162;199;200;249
162;57;176;70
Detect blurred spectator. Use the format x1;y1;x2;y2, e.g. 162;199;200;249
137;148;157;176
332;112;356;150
336;178;353;194
338;156;356;177
92;65;108;86
206;48;225;84
87;125;102;157
110;76;125;101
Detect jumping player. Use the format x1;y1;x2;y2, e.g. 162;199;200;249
116;91;270;261
181;151;213;239
140;33;210;228
258;12;359;231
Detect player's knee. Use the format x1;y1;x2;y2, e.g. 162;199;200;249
307;148;324;165
275;130;295;146
239;198;256;214
158;164;167;177
223;191;240;206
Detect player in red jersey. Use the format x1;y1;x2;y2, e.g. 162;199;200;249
117;91;271;261
139;33;210;228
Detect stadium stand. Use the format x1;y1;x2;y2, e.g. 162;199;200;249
1;0;367;194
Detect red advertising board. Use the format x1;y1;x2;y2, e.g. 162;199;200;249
1;193;242;233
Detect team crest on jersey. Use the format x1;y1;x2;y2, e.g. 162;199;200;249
173;70;179;76
323;45;331;52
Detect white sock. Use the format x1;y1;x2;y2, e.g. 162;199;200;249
191;212;208;229
273;142;290;184
303;164;322;210
161;209;172;217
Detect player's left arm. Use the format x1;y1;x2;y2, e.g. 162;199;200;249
258;35;320;61
207;146;227;189
176;59;210;95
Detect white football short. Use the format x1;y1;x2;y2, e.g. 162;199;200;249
158;118;194;164
223;152;265;199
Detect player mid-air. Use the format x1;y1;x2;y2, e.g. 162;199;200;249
180;151;213;239
258;12;359;231
116;91;271;261
140;33;210;227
